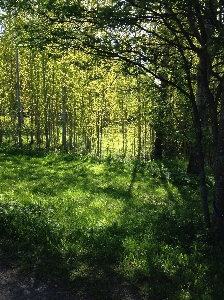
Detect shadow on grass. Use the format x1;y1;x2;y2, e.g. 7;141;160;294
0;151;222;299
0;199;142;299
0;197;217;300
0;194;184;299
0;200;69;276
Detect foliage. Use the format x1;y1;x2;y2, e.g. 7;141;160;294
1;0;224;233
0;0;201;159
0;150;222;299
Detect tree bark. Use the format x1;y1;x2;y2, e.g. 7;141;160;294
154;132;163;159
212;80;224;240
0;121;2;144
16;47;22;148
190;89;211;228
42;54;50;149
73;107;77;150
62;85;67;152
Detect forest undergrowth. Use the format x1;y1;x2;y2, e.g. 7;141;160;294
0;147;223;299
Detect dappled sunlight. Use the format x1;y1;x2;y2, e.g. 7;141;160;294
0;152;222;299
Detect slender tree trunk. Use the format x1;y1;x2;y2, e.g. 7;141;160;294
73;107;77;150
62;85;67;151
68;112;73;150
42;54;50;149
143;102;148;160
30;113;34;147
35;100;41;149
0;119;2;144
83;130;91;154
137;97;142;160
16;47;22;148
137;121;142;160
96;111;100;156
153;76;167;159
121;100;127;157
100;114;103;156
56;109;60;148
133;127;136;157
29;53;35;148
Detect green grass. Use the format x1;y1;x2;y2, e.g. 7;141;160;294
0;148;222;299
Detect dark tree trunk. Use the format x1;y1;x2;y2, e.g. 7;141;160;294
212;82;224;240
189;88;211;228
154;132;163;159
187;146;200;175
197;140;211;228
193;118;211;228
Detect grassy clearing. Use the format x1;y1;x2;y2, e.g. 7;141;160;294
0;148;223;299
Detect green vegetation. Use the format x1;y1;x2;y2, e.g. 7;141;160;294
0;149;222;299
1;0;224;235
0;4;223;294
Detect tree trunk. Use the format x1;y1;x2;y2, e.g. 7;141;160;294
153;75;167;160
96;110;102;157
68;112;73;150
121;102;127;158
62;85;67;151
190;90;211;228
187;146;200;174
35;105;41;149
0;120;2;144
196;139;211;228
30;112;34;147
16;47;22;148
212;81;224;240
137;97;142;160
154;132;163;159
42;61;51;149
73;107;77;150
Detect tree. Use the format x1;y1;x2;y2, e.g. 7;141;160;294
88;0;223;235
99;0;224;237
1;0;224;237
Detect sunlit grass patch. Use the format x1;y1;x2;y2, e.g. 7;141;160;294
0;151;222;299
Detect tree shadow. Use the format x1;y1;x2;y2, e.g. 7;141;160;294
0;153;222;299
0;196;187;299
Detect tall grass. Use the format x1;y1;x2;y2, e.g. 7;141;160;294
0;148;222;299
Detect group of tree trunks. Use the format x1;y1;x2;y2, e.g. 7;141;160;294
1;0;224;239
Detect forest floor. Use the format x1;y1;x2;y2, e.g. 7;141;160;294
0;257;141;300
0;259;78;300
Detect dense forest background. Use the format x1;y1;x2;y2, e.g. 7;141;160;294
0;25;193;160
